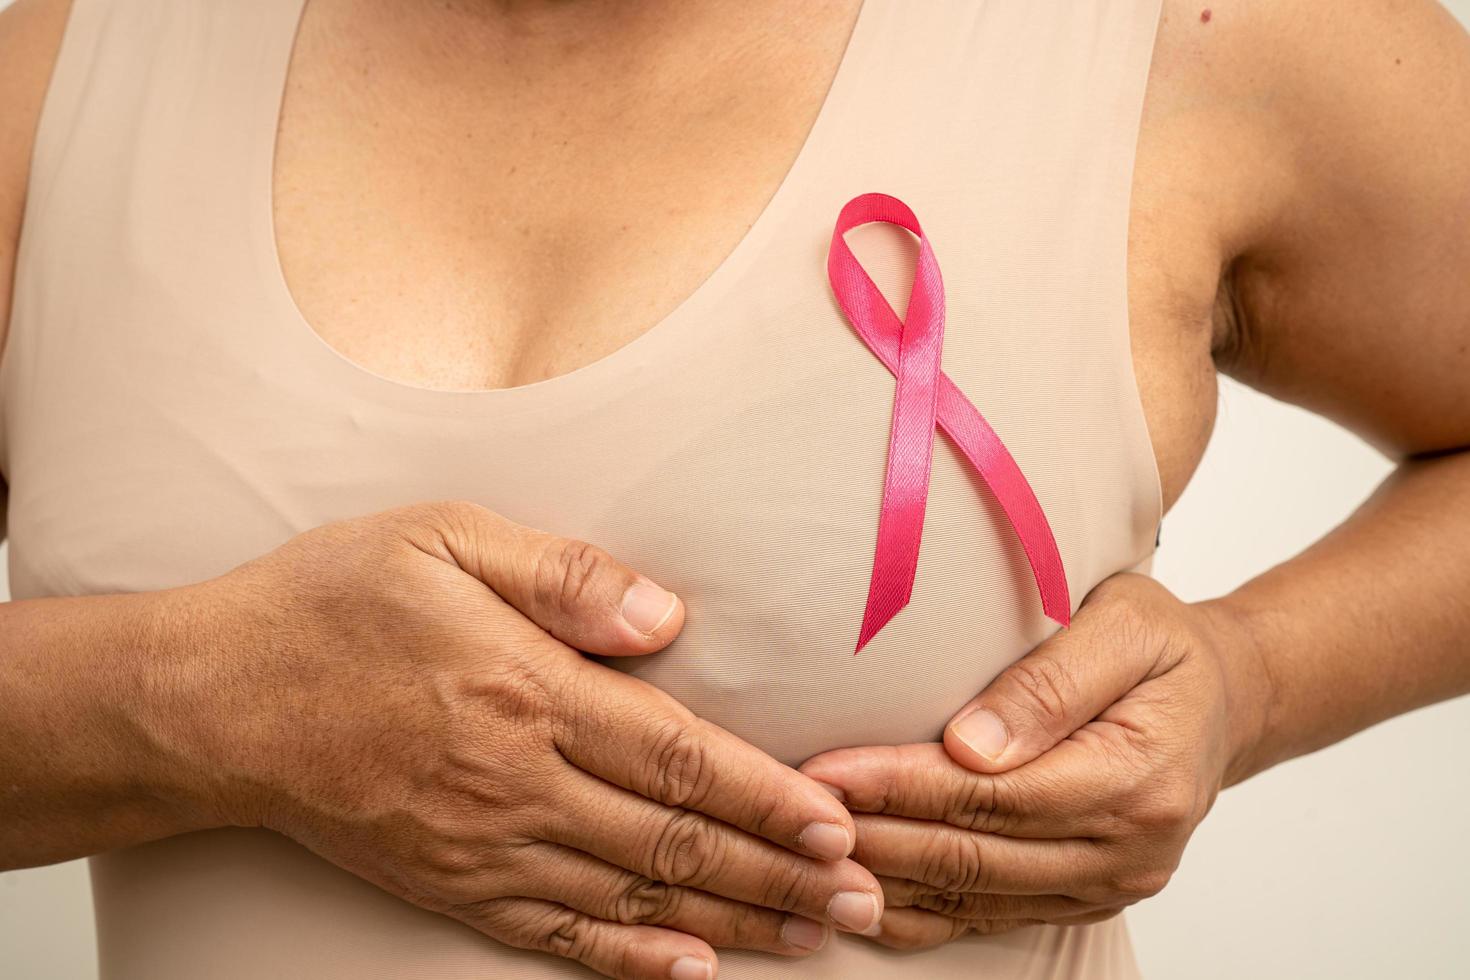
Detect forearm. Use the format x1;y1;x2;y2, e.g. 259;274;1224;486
0;587;221;869
1204;448;1470;787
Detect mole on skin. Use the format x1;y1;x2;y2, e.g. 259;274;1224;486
1200;8;1212;23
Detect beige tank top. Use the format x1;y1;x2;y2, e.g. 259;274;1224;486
0;0;1165;976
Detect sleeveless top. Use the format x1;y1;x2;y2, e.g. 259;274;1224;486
0;0;1166;976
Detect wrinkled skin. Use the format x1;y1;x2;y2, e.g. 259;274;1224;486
162;501;886;977
802;575;1245;947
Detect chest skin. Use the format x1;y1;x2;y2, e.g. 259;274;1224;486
273;0;1226;514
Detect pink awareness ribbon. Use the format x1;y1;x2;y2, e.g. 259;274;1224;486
826;192;1072;652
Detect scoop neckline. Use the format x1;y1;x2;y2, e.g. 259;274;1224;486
253;0;875;410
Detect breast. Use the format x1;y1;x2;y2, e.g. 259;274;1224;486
579;365;1076;768
4;226;1140;773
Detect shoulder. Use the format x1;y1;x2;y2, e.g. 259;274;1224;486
0;0;74;366
1151;0;1470;454
1155;0;1470;246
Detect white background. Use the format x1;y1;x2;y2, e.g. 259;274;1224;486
3;1;1469;977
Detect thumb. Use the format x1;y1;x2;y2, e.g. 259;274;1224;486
943;600;1155;773
412;501;685;657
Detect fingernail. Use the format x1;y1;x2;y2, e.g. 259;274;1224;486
621;579;677;635
781;915;828;951
827;891;880;933
816;782;846;803
952;709;1008;762
798;821;851;860
669;954;712;980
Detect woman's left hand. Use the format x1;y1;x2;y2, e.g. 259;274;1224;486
799;573;1265;949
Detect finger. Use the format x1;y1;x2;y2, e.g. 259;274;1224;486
412;500;686;656
456;896;718;980
545;771;884;935
942;574;1172;773
511;842;830;956
800;742;1117;838
862;907;1034;951
849;813;1108;897
877;875;1095;921
868;906;970;950
558;660;860;862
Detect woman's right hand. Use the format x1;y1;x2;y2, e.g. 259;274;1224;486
154;501;881;980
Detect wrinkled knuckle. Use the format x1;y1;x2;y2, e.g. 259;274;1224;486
650;810;726;887
612;877;681;925
419;838;485;886
412;828;509;907
1003;656;1079;731
747;792;789;841
476;657;555;724
534;537;615;615
645;719;714;809
871;775;898;814
744;770;804;842
837;768;893;814
951;776;1009;834
506;905;585;959
919;833;988;894
916;890;976;918
754;858;815;914
544;922;586;961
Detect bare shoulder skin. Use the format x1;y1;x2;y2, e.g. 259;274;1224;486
1133;0;1470;508
0;0;71;538
0;0;69;384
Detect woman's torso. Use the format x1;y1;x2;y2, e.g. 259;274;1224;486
0;0;1182;976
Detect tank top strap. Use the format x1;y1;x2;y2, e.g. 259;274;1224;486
3;0;305;411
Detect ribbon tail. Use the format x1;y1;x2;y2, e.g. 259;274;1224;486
852;334;944;650
935;375;1072;627
853;368;938;654
854;582;907;654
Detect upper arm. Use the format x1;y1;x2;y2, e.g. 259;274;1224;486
0;0;72;534
0;0;71;368
1210;0;1470;458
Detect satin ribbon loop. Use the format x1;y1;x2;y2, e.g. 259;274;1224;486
826;192;1071;653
